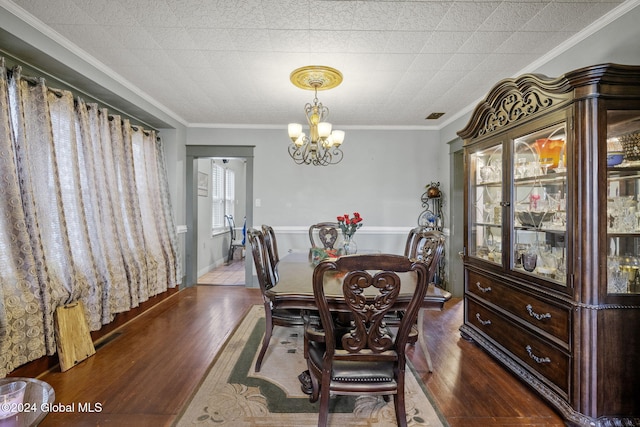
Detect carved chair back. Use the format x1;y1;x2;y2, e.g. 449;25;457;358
261;224;279;271
308;222;339;249
247;228;277;293
404;227;445;266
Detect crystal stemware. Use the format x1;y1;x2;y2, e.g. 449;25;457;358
539;157;554;174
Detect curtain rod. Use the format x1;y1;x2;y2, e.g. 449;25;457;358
9;63;153;135
1;50;158;131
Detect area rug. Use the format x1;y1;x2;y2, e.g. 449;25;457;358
174;305;448;426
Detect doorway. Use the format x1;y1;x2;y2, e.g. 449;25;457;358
449;142;465;297
196;156;247;285
184;145;255;288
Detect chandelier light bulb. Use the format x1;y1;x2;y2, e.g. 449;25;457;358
323;135;334;148
331;130;345;146
317;122;332;139
288;123;302;141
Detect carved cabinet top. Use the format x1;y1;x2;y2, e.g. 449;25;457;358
457;63;640;141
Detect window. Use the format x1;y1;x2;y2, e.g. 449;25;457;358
211;161;235;233
225;168;235;220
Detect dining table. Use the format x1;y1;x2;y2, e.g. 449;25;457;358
265;250;452;371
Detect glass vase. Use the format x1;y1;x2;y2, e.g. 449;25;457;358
343;235;358;255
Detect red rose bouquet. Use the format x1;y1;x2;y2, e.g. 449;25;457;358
337;212;363;239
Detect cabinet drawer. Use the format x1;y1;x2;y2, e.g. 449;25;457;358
467;270;571;344
466;298;570;395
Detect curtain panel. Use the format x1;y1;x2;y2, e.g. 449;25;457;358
0;58;180;376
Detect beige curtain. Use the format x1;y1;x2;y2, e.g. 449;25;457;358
0;59;48;375
74;100;130;325
0;59;180;376
10;67;73;356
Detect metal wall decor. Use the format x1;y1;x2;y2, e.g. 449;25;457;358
418;181;446;287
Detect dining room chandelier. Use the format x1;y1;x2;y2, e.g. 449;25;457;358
287;66;345;166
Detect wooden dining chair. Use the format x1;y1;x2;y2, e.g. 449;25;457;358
403;227;448;372
404;227;445;264
308;222;339;250
247;228;305;372
261;224;279;278
303;253;440;427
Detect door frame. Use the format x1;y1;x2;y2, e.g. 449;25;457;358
448;139;465;297
185;145;255;288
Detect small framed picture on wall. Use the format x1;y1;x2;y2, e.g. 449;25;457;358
197;172;208;197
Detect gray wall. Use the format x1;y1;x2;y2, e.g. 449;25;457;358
187;127;448;257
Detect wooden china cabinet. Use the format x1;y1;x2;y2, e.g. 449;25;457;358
457;64;640;426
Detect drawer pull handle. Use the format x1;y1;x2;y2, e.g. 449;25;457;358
526;304;551;321
475;282;491;293
525;345;551;364
475;313;492;326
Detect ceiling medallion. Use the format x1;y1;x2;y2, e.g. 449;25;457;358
290;66;343;91
287;66;345;166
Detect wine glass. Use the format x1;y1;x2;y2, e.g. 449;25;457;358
539;157;554;175
516;158;527;178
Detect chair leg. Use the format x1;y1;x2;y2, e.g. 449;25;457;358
317;378;331;427
394;371;408;427
394;394;408;427
255;308;274;372
417;309;434;372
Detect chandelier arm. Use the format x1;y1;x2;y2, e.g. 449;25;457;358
329;146;344;164
288;134;312;165
288;144;303;164
288;138;343;166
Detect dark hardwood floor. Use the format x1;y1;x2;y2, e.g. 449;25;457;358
32;285;565;426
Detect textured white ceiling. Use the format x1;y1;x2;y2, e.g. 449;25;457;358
6;0;628;128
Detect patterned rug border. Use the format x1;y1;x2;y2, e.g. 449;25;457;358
173;305;449;426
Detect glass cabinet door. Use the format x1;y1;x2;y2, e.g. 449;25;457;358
511;124;568;286
469;144;503;265
606;110;640;295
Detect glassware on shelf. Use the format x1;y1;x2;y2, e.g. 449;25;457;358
515;210;555;228
522;247;537;272
529;188;540;210
514;243;530;268
533;134;565;170
552;246;566;280
516;158;527;178
620;255;640;293
536;244;558;277
539;157;554;175
483;202;494;223
534;139;565;167
494;205;502;225
607;196;637;232
477;153;502;183
480;164;494;182
607;256;628;293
